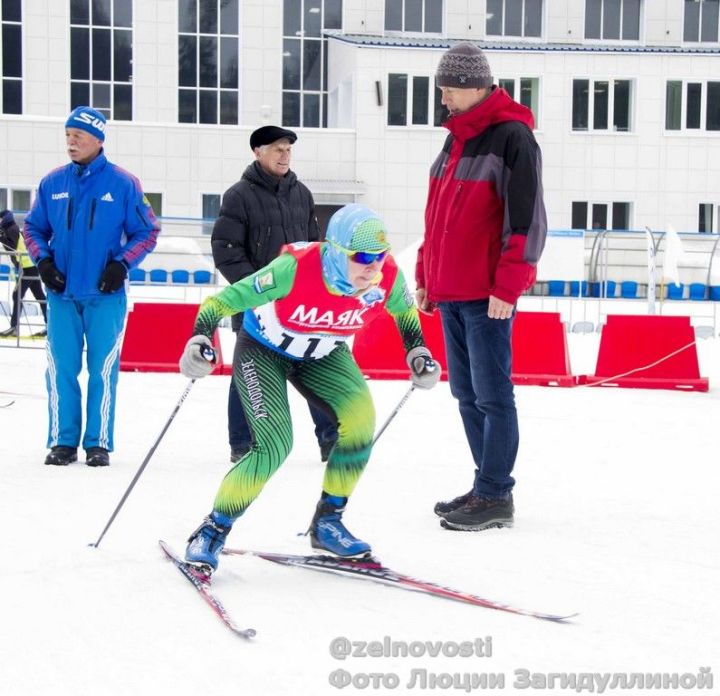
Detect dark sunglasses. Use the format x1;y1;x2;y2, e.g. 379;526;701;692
349;250;388;265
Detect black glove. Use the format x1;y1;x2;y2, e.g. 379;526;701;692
98;260;128;293
38;258;66;292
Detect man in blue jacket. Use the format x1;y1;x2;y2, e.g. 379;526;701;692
24;106;160;467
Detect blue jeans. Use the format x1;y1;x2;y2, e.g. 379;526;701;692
228;335;337;451
438;300;518;498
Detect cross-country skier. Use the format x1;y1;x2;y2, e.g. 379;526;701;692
179;204;441;573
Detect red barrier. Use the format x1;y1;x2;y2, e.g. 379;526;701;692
582;314;708;391
351;312;447;380
510;311;575;386
352;310;575;386
120;303;223;373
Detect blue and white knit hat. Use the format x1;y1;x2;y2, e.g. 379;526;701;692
65;106;107;141
322;204;391;295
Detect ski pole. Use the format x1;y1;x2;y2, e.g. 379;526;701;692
372;383;416;446
89;378;198;549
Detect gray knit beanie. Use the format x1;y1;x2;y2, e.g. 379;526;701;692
436;42;492;89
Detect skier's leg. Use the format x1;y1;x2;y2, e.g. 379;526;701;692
293;345;375;556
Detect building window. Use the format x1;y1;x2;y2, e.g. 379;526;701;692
282;0;342;128
698;203;715;232
385;0;442;33
498;77;540;123
10;188;32;211
433;85;448;125
584;0;640;41
572;201;631;230
0;187;32;211
388;73;444;126
202;193;221;219
486;0;542;38
1;0;22;114
178;0;239;125
572;78;632;132
666;80;720;131
144;192;162;216
684;0;719;43
69;0;133;120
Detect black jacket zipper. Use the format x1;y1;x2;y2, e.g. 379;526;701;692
89;199;97;230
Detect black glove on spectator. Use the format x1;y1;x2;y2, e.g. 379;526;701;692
98;260;127;293
38;258;66;292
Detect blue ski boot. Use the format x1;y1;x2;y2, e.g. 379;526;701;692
185;511;233;573
309;494;371;557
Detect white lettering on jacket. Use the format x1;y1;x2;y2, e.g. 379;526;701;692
289;305;369;329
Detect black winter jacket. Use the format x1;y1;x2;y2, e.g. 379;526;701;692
211;161;319;330
0;217;21;269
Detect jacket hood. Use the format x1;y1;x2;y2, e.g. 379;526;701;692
444;87;534;142
242;160;298;191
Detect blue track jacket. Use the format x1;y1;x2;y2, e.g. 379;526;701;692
23;151;160;300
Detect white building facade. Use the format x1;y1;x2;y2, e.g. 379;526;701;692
1;0;719;252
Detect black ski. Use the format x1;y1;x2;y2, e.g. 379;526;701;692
223;548;576;622
0;400;14;408
159;540;256;639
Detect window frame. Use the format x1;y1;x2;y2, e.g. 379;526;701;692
683;0;720;44
387;72;442;128
282;0;342;129
571;77;634;133
664;79;720;133
497;75;541;127
202;193;221;220
177;0;240;125
698;203;716;233
69;0;134;120
1;2;23;114
485;0;544;40
583;0;642;43
384;0;443;35
571;200;633;231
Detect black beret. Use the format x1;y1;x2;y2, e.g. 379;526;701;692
249;125;298;150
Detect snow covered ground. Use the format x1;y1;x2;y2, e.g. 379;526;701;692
1;334;718;695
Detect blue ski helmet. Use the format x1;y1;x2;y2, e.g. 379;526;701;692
322;204;391;294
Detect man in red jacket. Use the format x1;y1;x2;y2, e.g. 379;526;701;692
416;43;547;531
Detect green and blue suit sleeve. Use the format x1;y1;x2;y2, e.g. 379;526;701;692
192;253;298;337
384;267;425;353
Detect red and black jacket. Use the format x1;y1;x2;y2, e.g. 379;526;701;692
417;87;547;305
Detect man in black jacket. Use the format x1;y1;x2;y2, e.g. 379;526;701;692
0;210;47;337
211;125;337;463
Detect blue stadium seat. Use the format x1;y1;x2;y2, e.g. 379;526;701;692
666;283;684;300
710;286;720;301
0;263;10;280
688;283;707;301
547;280;566;296
620;281;638;299
171;269;190;284
149;269;168;283
193;270;212;284
128;268;146;283
567;280;589;297
598;280;616;298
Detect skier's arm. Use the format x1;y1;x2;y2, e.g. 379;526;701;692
383;267;441;389
384;267;425;352
192;253;298;338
